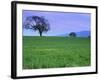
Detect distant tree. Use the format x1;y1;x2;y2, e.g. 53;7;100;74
88;35;90;38
23;16;50;37
69;32;77;37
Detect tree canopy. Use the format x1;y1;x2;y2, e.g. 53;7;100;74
69;32;77;37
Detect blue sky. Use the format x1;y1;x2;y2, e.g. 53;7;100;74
23;10;91;36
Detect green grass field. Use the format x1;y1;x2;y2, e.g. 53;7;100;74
23;36;91;69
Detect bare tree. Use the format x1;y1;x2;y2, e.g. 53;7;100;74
24;16;50;36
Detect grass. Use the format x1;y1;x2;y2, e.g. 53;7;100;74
23;36;91;69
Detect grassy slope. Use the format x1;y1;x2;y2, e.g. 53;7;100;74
23;36;90;69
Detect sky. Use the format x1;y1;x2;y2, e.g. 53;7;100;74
22;10;91;36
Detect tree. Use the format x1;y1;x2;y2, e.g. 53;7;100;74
88;35;90;38
24;16;50;36
69;32;77;37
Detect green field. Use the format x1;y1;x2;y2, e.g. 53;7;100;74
23;36;91;69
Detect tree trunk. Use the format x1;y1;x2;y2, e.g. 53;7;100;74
40;32;42;37
39;30;42;37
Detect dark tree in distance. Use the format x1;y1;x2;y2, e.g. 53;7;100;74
24;16;50;37
69;32;77;37
88;35;90;38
